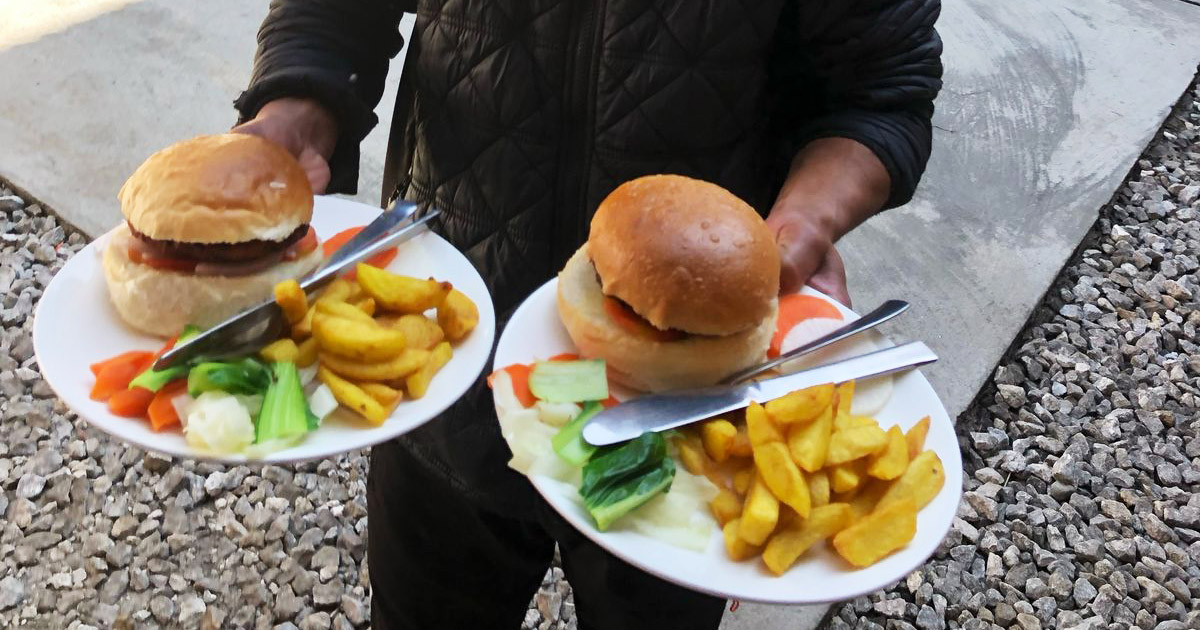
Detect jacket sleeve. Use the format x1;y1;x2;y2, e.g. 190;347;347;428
234;0;411;195
769;0;944;209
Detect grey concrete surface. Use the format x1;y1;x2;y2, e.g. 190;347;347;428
2;1;1199;630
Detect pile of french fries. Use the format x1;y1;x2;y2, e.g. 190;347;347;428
676;381;945;574
263;263;479;424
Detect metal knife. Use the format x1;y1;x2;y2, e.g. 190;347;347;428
152;203;437;370
580;341;939;447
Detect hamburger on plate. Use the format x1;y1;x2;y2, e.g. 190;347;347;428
104;134;322;338
557;174;780;392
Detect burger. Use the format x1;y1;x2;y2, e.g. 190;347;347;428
103;133;323;338
557;174;780;392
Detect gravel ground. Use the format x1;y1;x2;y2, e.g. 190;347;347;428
825;75;1200;630
0;187;574;630
2;74;1197;630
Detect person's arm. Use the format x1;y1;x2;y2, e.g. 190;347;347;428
232;0;410;194
765;0;943;303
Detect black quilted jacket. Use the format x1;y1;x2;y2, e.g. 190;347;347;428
236;0;942;512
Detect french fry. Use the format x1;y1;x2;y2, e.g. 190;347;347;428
318;366;388;425
832;499;917;567
316;299;376;324
834;381;855;420
826;424;888;465
676;436;710;476
835;414;881;431
273;280;309;325
295;337;319;368
437;288;479;341
357;264;451;314
906;416;931;459
787;404;833;472
867;426;909;480
352;296;377;316
875;450;945;513
732;467;754;495
359;382;402;408
723;519;761;561
405;341;452;399
730;423;753;457
710;488;742;526
701;419;737;463
753;441;811;517
746;402;783;446
830;459;869;494
738;473;779;546
291;304;317;340
321;278;356;303
378;314;445;350
259;338;299;363
808;470;830;508
765;383;834;425
762;503;852;575
319;349;430;381
846;478;892;521
312;315;407;361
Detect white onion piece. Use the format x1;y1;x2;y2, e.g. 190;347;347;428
171;393;194;428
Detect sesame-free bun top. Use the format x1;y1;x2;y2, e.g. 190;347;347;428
118;134;314;244
588;174;780;336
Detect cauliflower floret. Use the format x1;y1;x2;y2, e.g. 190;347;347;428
184;391;256;454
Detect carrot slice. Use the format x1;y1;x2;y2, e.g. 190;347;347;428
108;387;154;418
89;351;155;378
322;226;398;278
148;380;188;432
90;355;155;401
769;294;845;358
486;363;536;408
547;353;580;362
600;394;621;408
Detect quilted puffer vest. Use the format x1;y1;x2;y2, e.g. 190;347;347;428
385;0;788;321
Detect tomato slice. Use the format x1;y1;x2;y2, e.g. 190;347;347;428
285;226;319;260
127;246;197;273
769;294;844;357
547;353;580;362
323;226;399;278
602;297;685;342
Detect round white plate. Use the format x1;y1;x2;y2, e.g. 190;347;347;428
34;196;496;464
493;279;962;605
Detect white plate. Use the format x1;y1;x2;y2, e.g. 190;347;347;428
493;279;963;605
34;196;496;464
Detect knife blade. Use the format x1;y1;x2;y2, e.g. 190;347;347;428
152;204;437;370
580;341;938;447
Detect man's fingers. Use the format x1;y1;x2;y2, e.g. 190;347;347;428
806;246;851;307
775;223;825;295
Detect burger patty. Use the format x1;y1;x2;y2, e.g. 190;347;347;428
127;222;309;263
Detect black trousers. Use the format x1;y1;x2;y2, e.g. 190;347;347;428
366;437;728;630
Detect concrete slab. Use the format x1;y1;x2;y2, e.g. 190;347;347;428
2;1;1200;630
0;0;402;237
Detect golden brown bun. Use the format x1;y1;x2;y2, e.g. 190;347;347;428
118;134;314;243
102;225;323;338
588;174;779;336
557;245;777;392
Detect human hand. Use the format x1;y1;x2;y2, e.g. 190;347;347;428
765;210;851;307
231;97;339;193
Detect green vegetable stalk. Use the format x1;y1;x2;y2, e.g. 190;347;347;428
551;401;602;466
187;358;272;398
127;325;203;392
579;432;675;531
255;362;314;444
